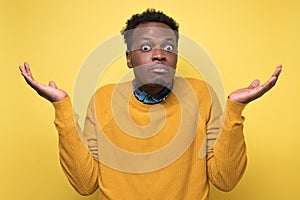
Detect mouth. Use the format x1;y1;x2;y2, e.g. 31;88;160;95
149;64;170;74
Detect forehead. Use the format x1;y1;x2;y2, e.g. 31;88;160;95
132;22;176;41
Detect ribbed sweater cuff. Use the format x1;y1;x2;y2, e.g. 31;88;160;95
52;96;77;132
225;99;247;121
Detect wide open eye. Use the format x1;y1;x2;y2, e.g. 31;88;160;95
141;44;152;52
163;45;174;52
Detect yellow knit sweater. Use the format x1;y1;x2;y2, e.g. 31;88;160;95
53;77;247;200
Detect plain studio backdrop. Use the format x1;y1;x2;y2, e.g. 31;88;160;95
1;0;299;199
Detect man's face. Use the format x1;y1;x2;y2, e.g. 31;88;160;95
126;22;178;92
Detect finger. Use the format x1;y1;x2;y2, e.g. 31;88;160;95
256;75;278;96
271;65;282;78
24;61;33;78
19;63;29;75
49;81;57;89
19;65;31;80
20;68;45;90
20;66;34;82
265;75;278;89
249;79;260;89
19;65;26;74
24;76;40;89
256;65;282;94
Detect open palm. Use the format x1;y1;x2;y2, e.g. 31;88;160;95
228;65;282;104
19;62;68;102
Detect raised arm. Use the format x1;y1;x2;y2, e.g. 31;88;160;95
19;62;99;195
19;61;68;102
207;65;282;191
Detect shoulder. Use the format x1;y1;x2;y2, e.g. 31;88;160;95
174;77;217;106
94;81;131;96
93;81;132;103
174;77;210;95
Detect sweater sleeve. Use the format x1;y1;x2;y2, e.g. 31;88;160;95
52;96;99;196
207;99;247;192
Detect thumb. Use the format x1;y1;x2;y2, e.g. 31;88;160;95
249;79;260;89
49;81;57;89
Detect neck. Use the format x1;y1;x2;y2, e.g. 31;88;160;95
139;84;166;95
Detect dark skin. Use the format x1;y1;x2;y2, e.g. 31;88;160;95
19;22;282;104
126;22;178;95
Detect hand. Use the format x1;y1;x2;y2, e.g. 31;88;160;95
228;65;282;104
19;62;68;102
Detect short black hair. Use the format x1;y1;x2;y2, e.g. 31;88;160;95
121;8;179;50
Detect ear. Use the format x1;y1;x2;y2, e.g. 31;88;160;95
126;50;133;68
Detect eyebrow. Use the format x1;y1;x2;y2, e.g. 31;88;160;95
140;37;175;42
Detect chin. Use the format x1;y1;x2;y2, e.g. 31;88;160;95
149;78;172;88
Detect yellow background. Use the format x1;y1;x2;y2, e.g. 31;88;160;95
1;0;299;199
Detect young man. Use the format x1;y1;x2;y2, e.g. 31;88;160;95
19;9;282;200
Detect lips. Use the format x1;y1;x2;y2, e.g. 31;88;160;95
149;64;169;74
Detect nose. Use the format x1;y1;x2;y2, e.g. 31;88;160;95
152;48;166;62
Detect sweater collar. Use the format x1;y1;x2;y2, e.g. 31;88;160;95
132;80;173;105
